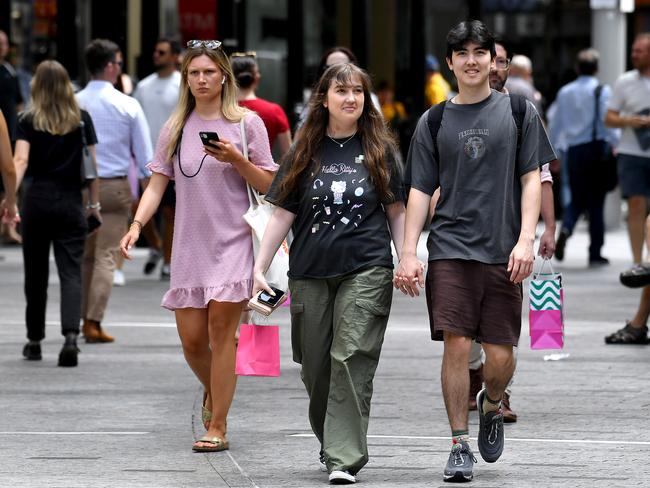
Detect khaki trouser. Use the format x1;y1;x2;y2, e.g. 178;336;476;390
289;266;393;475
82;178;132;322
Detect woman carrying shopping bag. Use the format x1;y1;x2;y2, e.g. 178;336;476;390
12;60;100;367
252;63;406;485
119;40;277;452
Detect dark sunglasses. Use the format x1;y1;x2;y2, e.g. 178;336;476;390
187;40;222;50
230;51;257;59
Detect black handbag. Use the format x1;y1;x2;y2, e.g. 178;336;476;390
594;85;618;193
80;120;97;187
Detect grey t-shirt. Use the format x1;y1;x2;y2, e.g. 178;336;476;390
406;90;556;264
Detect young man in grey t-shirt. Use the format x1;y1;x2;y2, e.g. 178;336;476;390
396;21;554;482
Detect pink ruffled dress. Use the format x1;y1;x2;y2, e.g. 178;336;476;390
147;111;277;310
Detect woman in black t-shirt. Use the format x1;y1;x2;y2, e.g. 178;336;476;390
253;63;407;484
11;60;99;367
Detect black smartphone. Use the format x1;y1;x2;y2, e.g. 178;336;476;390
258;286;286;307
199;131;220;149
87;214;101;233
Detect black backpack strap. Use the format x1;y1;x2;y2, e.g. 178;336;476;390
593;84;603;141
426;100;447;163
509;93;527;163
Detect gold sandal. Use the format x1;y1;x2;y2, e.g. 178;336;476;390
192;436;229;453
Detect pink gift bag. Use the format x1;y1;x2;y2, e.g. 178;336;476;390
235;324;280;377
529;259;564;350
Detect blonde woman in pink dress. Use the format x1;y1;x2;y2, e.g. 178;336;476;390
120;40;277;452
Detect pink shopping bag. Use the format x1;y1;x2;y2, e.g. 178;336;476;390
235;324;280;377
529;259;564;350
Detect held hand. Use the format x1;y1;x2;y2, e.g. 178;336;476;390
537;228;556;259
203;137;246;165
119;226;140;260
508;239;535;283
252;268;274;297
394;253;425;297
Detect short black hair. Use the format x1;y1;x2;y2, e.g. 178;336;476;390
157;37;181;55
317;46;358;80
445;20;496;60
494;37;510;59
85;38;120;76
576;48;599;76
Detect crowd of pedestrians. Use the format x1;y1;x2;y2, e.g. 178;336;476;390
2;16;650;486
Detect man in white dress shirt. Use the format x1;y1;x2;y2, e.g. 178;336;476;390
76;39;153;343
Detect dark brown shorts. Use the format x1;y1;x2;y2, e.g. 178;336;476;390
425;259;522;345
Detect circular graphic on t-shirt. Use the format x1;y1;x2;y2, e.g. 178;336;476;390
464;136;485;159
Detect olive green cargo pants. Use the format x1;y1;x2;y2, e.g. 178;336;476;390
289;266;393;475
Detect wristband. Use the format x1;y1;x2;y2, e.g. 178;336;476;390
86;202;101;210
130;220;143;232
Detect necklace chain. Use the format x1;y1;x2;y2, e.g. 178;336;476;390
327;131;357;148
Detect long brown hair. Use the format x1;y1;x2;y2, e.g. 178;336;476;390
165;43;248;160
278;63;396;203
28;60;81;135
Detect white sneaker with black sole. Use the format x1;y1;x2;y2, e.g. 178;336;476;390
329;470;356;484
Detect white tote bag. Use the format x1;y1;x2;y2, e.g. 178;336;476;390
240;117;290;291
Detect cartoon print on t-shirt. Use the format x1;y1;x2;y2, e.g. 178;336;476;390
309;153;369;234
331;181;346;204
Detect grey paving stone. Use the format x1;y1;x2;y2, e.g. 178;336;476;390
1;222;649;487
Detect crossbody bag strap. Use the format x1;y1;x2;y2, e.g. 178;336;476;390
80;120;88;149
241;116;265;207
593;84;603;142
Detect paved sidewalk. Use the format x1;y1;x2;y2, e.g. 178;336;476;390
1;223;649;487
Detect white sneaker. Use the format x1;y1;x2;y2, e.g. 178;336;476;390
160;264;171;280
113;269;126;286
329;470;356;484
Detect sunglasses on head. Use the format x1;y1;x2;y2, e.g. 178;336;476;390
186;40;222;50
230;51;257;59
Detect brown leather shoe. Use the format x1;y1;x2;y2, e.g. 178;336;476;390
468;365;483;411
501;392;517;423
82;319;115;343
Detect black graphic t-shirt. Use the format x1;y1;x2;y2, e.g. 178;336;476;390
266;135;405;279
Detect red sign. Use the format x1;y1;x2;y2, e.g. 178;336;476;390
178;0;218;43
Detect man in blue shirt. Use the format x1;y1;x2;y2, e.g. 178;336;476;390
76;39;152;343
550;48;619;266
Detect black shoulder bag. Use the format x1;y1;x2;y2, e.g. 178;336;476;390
593;85;618;193
80;120;98;187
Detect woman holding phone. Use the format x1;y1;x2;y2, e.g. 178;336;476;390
252;63;406;484
11;60;100;367
119;40;276;452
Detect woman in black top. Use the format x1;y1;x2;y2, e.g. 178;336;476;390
12;60;100;367
253;63;407;484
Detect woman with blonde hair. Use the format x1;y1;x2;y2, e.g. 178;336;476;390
253;63;406;484
120;40;276;452
12;60;100;367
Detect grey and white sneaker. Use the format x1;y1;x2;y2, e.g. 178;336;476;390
329;470;356;484
477;388;505;463
319;452;327;472
443;440;476;482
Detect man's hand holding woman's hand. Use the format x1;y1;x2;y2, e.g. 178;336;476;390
394;253;426;297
